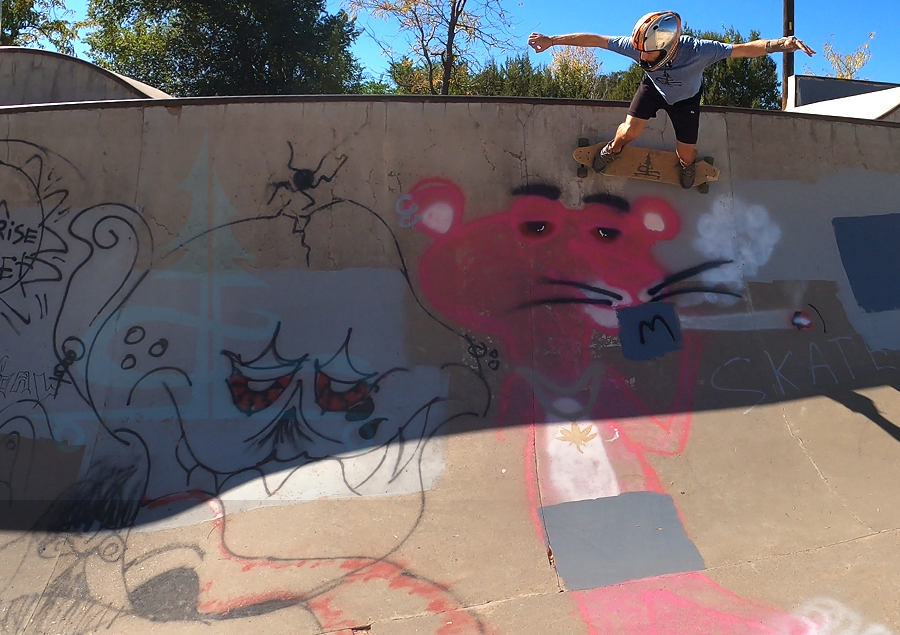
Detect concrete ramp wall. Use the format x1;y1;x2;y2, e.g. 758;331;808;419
787;84;900;121
1;97;899;634
0;47;170;105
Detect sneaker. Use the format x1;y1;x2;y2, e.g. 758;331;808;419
679;160;696;189
592;142;620;173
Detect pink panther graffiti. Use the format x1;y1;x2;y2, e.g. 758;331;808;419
409;178;813;635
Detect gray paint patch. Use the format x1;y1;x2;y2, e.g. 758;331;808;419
833;214;900;313
542;492;705;590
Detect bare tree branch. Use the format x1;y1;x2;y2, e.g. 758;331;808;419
346;0;515;94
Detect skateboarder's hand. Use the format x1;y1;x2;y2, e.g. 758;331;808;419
529;33;553;53
768;35;816;56
786;36;815;56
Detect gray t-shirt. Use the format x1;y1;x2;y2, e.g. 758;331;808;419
607;35;733;104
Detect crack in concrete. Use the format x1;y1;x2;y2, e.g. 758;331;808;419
313;590;558;634
503;150;524;162
481;145;496;172
327;211;337;270
334;104;372;149
518;110;529;183
366;167;377;201
534;425;563;591
525;292;562;592
389;171;402;195
782;406;870;530
704;525;900;574
2;116;10;160
132;108;148;212
148;214;177;241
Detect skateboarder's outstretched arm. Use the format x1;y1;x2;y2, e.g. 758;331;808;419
528;32;611;53
730;35;816;58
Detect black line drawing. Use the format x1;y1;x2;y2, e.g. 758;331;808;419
633;154;662;180
267;141;348;210
0;139;492;634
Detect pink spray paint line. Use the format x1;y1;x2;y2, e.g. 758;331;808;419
523;420;546;541
574;572;815;635
409;179;815;634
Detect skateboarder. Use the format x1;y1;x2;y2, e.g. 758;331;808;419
528;12;815;187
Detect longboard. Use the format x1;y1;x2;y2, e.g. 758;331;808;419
573;139;719;193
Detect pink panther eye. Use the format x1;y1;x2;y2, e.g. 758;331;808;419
520;221;555;237
595;227;621;242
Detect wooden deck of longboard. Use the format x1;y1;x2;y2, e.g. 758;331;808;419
573;143;719;189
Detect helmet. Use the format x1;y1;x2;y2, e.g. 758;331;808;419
631;11;682;71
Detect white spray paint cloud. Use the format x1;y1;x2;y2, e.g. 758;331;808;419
690;195;782;305
788;597;894;635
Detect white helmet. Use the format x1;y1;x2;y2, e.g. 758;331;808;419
631;11;682;71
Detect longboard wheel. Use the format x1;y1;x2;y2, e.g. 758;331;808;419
698;183;710;194
578;137;590;147
703;155;714;165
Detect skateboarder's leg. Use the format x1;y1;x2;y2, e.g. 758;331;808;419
612;76;664;152
594;116;647;172
675;141;698;166
594;78;661;172
676;141;698;189
667;90;703;188
609;115;648;152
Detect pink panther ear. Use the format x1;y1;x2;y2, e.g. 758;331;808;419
631;196;681;241
405;178;465;236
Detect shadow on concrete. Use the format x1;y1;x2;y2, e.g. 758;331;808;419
828;387;900;443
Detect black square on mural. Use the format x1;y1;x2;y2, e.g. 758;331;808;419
616;302;682;361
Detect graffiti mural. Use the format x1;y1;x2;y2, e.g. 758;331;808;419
407;177;895;634
0;139;492;633
0;122;896;635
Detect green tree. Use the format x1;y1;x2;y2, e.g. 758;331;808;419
0;0;79;53
685;26;779;109
387;55;472;94
388;54;550;96
84;0;363;97
497;54;549;96
83;1;176;91
605;64;643;101
545;46;616;99
465;51;623;99
467;54;548;96
470;57;504;94
358;74;394;93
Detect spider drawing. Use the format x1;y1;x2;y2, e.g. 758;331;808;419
268;141;348;210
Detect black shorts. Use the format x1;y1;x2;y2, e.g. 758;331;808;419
628;76;702;145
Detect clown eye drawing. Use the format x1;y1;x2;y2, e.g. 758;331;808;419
520;221;555;237
221;324;307;417
226;371;296;416
314;370;369;412
314;367;385;440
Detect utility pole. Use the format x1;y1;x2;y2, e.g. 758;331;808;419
782;0;795;109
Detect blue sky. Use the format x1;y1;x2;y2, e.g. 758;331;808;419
64;0;893;85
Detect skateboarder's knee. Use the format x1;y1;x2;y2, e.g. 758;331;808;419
617;117;647;141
